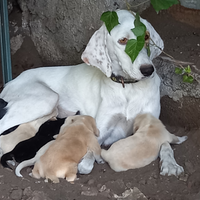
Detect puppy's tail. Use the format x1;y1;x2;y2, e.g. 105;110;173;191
1;152;14;169
15;157;36;177
100;149;109;163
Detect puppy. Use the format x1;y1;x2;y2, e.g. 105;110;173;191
32;115;103;183
0;109;57;154
101;113;188;172
15;140;55;177
1;118;66;169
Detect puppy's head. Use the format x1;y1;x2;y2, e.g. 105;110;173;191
133;113;159;133
63;115;99;137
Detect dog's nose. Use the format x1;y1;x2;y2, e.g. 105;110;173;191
140;65;154;77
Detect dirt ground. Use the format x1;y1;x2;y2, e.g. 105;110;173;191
0;4;200;200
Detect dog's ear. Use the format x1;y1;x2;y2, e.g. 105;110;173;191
81;25;112;77
142;20;164;60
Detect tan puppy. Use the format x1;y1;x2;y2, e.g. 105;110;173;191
32;115;103;183
0;109;58;155
101;113;188;172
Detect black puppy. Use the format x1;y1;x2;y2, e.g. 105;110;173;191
1;118;66;169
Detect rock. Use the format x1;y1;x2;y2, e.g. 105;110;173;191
10;188;23;200
99;189;112;198
23;187;33;197
81;187;98;196
10;34;24;55
179;173;189;182
28;191;52;200
87;179;95;185
99;185;107;192
155;58;200;128
115;179;126;189
113;187;147;200
18;0;150;65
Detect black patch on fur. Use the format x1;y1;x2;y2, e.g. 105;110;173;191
1;125;19;136
0;118;66;169
0;99;8;120
75;110;80;115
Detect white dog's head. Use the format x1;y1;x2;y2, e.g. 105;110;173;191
81;10;164;82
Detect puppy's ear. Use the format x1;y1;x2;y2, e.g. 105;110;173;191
81;24;112;77
142;20;164;60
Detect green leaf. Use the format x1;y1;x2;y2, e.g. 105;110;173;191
125;36;145;63
175;67;183;75
134;13;143;27
184;65;191;73
183;74;194;83
182;74;188;82
125;13;146;63
132;13;146;37
132;26;146;37
100;11;119;34
186;75;194;83
151;0;179;12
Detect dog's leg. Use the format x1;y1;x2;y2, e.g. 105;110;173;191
159;142;184;177
168;132;188;144
89;139;104;164
78;150;95;174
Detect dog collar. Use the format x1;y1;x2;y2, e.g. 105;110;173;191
110;73;138;88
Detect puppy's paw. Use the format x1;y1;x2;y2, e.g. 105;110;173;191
160;160;184;177
7;160;15;166
29;172;33;177
176;136;188;144
96;158;105;164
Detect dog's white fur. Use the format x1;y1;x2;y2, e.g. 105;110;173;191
101;113;187;172
0;10;183;176
0;109;57;155
15;140;55;177
31;115;102;183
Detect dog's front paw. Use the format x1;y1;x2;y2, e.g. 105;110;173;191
160;160;184;176
159;142;184;177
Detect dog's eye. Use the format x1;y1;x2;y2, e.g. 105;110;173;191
145;31;150;41
118;38;128;45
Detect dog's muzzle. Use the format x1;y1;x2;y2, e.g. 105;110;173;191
140;64;154;77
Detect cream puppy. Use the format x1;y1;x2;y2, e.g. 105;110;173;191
0;109;57;155
32;115;103;183
101;113;188;172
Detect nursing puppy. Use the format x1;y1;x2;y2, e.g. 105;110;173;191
32;115;103;183
15;140;55;177
101;113;188;172
1;118;66;169
0;109;57;155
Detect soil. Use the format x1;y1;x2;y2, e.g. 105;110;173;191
0;4;200;200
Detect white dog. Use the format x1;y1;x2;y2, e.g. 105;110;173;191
0;10;183;176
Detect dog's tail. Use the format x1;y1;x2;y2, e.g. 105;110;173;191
1;152;14;169
15;157;35;177
100;149;109;163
